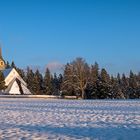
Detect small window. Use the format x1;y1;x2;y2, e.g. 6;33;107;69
1;62;3;65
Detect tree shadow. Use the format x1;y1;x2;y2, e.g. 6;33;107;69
1;123;140;139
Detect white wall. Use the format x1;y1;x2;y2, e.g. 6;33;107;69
9;81;21;94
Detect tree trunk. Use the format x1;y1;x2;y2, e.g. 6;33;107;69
81;88;85;99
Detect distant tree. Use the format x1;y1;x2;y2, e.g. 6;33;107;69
89;62;100;99
98;68;112;99
51;73;60;95
129;70;138;98
11;61;16;69
26;67;36;94
129;71;137;88
58;73;63;92
136;72;140;98
44;68;53;95
117;73;121;85
34;69;43;95
0;71;6;91
100;68;110;83
6;61;11;69
18;58;140;99
137;72;140;83
62;63;76;96
121;73;129;99
70;58;90;99
111;76;124;99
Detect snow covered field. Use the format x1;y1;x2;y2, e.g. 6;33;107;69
0;99;140;140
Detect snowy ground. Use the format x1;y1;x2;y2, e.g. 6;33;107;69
0;99;140;140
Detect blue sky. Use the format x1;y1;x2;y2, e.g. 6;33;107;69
0;0;140;75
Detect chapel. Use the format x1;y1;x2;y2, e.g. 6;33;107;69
0;48;31;95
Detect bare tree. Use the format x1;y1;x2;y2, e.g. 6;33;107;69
62;58;90;98
71;58;90;99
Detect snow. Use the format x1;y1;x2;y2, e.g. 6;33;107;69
0;99;140;140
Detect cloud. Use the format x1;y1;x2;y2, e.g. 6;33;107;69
46;61;64;74
22;61;64;75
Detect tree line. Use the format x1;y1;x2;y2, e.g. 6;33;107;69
0;58;140;99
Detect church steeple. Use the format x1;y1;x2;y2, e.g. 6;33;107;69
0;47;2;59
0;47;6;70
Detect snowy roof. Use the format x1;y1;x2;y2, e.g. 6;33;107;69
2;68;13;78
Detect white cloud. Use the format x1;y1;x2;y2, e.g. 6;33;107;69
23;61;64;75
46;61;64;74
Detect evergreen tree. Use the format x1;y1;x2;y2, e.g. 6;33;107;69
0;71;6;91
98;68;112;99
11;61;16;69
136;72;140;98
111;76;124;99
117;73;121;85
89;62;100;99
121;73;129;99
62;63;76;96
6;61;11;69
26;67;36;94
129;70;138;98
44;68;53;95
58;74;63;92
100;68;110;83
34;69;43;95
17;58;140;99
52;73;60;95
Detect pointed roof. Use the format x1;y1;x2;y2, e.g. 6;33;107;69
2;68;13;78
4;77;17;93
3;68;31;94
2;68;27;86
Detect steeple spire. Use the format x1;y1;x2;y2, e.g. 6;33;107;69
0;44;4;60
0;45;6;70
0;47;2;59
